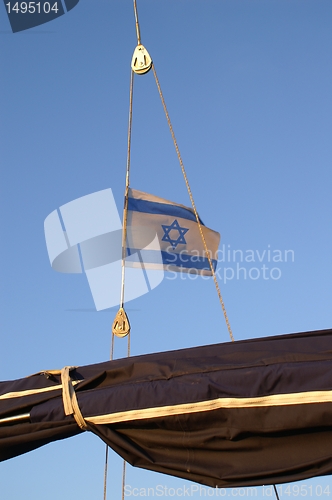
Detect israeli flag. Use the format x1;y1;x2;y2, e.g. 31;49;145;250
126;189;220;275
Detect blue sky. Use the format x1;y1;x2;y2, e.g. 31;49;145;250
1;1;331;498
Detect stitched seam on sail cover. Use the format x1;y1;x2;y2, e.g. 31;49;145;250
85;390;332;425
0;380;82;400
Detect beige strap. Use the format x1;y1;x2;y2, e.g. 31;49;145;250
85;389;332;426
61;366;88;431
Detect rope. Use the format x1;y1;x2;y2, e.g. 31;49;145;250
121;460;127;500
107;330;130;500
108;5;234;500
115;3;140;495
151;64;234;343
120;335;131;500
120;68;135;309
103;330;115;500
152;56;283;500
133;0;141;45
103;445;109;500
273;485;280;500
104;65;135;500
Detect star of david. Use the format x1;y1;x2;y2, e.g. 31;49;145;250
161;219;189;249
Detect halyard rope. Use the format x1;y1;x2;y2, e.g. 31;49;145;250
152;64;234;343
120;68;135;310
115;3;141;495
105;1;235;499
104;62;135;500
103;326;116;500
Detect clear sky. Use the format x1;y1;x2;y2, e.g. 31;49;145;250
1;1;331;498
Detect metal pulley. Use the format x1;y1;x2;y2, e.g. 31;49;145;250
112;307;130;338
131;44;152;75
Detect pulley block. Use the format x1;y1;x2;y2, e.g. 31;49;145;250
131;44;152;75
112;307;130;338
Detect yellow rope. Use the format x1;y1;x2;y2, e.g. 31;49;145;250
120;68;135;309
105;66;134;500
152;64;234;343
105;3;233;498
133;0;141;45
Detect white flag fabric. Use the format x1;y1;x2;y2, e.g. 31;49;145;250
126;189;220;275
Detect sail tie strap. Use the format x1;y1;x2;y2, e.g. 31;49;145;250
61;366;88;431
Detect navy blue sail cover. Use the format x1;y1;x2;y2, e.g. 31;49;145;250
1;328;332;488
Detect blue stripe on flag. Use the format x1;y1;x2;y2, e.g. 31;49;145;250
128;197;204;225
126;249;217;272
